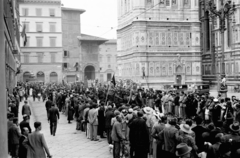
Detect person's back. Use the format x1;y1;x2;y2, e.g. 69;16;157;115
22;103;31;116
27;131;46;157
48;106;59;122
161;123;178;153
24;122;51;158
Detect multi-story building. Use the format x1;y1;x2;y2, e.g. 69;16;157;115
117;0;202;88
77;34;108;84
62;7;85;82
200;0;240;91
19;0;63;83
0;0;21;156
99;39;117;82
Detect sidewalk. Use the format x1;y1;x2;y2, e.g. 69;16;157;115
19;98;112;158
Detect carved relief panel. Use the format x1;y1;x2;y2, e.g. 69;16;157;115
162;62;167;76
169;63;173;76
149;62;154;76
192;62;201;75
155;32;160;45
185;62;192;75
136;63;140;76
167;32;172;46
140;32;146;45
148;32;154;46
161;32;166;46
155;62;160;76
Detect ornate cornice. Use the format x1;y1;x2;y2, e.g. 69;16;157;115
19;0;61;4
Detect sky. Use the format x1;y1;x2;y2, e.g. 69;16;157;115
61;0;118;39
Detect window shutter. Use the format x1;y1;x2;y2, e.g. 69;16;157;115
36;23;42;32
49;9;55;16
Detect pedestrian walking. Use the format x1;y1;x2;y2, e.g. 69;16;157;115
22;100;31;118
48;104;60;136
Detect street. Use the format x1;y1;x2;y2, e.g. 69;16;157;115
19;98;112;158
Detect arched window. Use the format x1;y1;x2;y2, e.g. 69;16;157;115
50;72;58;83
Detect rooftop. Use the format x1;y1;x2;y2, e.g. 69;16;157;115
19;0;61;3
62;7;85;13
77;34;108;42
105;39;117;44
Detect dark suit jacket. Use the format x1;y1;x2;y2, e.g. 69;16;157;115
45;100;53;111
48;106;60;122
19;135;27;158
129;117;149;149
22;104;31;116
19;120;32;134
8;124;21;145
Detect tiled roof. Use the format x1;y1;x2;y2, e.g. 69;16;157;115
77;34;108;42
62;7;85;13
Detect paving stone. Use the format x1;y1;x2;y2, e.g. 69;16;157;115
18;98;112;158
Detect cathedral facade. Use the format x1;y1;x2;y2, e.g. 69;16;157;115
117;0;202;88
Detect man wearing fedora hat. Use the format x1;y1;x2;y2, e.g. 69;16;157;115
175;143;192;158
224;122;240;142
20;114;32;134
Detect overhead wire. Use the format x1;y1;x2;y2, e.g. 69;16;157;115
97;1;161;38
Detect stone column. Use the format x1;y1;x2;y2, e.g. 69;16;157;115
0;0;8;157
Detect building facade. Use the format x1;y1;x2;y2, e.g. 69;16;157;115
99;39;117;82
62;7;85;83
77;34;108;84
200;0;240;91
117;0;202;88
19;0;63;83
0;0;21;156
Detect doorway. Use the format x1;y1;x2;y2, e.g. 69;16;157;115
176;75;182;85
84;66;95;80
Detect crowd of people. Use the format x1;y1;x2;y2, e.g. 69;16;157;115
6;81;240;158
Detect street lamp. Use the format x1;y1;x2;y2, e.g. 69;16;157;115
208;0;236;97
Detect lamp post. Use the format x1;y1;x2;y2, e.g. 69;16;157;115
208;0;236;97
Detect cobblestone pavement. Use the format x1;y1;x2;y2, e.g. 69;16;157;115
19;98;112;158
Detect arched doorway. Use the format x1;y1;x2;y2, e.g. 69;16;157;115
23;71;31;82
50;72;58;83
36;71;45;82
84;65;95;80
176;75;182;85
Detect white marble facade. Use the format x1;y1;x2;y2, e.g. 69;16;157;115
117;0;202;88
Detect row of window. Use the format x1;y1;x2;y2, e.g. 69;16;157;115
23;53;56;63
121;0;198;15
99;55;113;62
23;22;57;32
22;8;56;17
24;37;57;47
203;62;240;75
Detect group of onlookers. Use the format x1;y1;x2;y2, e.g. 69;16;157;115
6;81;240;158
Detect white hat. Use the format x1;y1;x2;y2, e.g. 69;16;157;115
143;107;153;115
